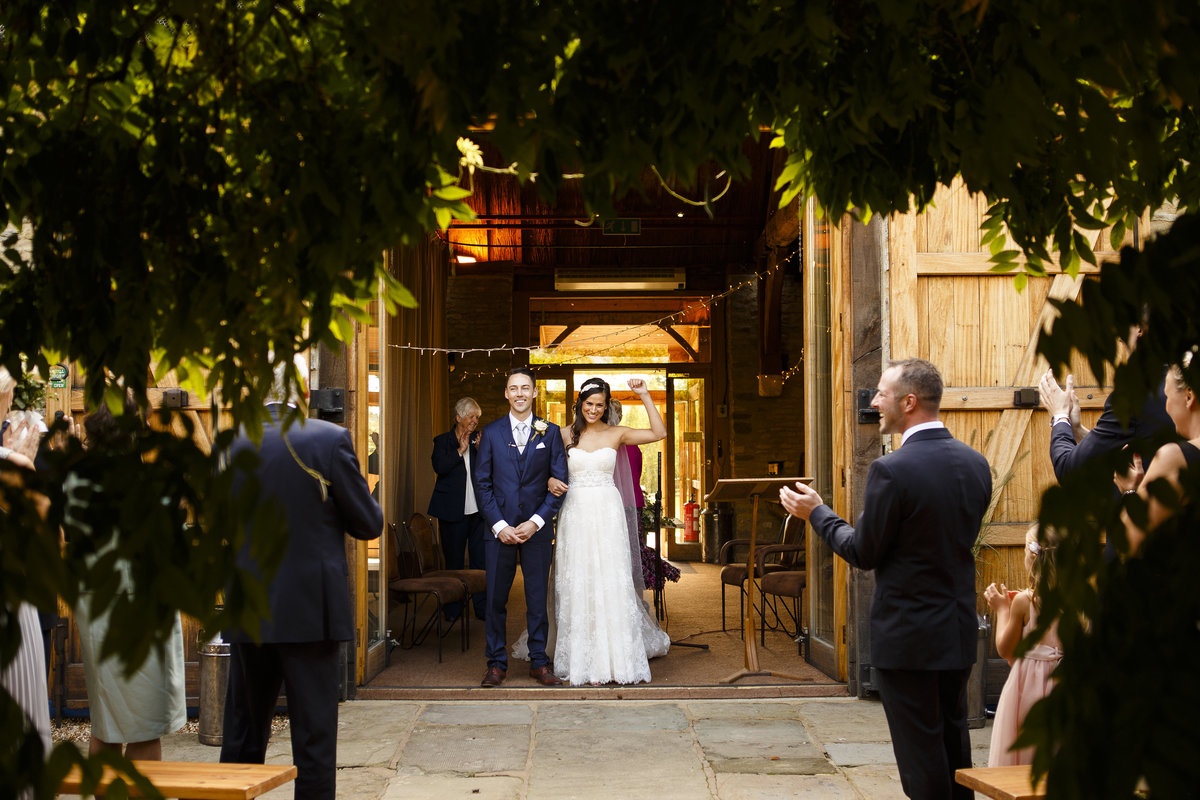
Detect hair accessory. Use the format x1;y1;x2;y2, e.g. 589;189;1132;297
580;379;606;393
1026;540;1040;555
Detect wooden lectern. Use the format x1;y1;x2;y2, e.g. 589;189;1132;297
706;476;813;684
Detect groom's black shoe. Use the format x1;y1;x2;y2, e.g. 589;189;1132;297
529;665;564;686
480;665;506;688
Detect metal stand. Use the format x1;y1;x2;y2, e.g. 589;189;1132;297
651;453;708;650
705;477;813;684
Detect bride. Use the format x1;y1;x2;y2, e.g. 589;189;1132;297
549;377;671;685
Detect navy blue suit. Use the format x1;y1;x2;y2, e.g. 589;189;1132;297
809;426;991;800
220;407;382;800
473;415;568;670
428;427;486;619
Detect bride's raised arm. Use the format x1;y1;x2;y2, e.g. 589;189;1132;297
618;378;667;446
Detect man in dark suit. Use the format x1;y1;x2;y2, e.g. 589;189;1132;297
220;363;383;800
473;367;568;687
780;358;991;800
1038;362;1173;560
428;396;486;621
1038;366;1174;481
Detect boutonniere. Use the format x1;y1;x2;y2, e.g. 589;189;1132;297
531;419;549;439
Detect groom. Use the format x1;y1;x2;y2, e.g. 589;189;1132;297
474;367;569;687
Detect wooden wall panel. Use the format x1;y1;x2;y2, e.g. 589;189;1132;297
926;278;958;378
879;182;1156;646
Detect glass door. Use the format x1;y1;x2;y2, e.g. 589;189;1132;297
361;298;387;681
804;205;838;677
535;368;572;428
667;374;705;548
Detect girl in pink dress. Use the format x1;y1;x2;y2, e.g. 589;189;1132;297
984;524;1063;767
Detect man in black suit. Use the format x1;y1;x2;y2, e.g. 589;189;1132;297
1038;366;1174;481
1038;354;1174;560
780;358;991;800
428;396;486;621
220;363;383;800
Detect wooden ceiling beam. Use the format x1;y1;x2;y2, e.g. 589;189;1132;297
657;323;701;361
756;195;801;255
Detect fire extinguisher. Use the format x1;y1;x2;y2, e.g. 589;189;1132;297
683;497;699;542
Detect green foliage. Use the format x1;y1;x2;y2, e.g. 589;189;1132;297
1;0;1199;796
1027;467;1200;799
1030;212;1200;798
10;370;45;412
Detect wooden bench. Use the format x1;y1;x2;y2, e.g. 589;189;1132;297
955;765;1045;800
59;760;297;800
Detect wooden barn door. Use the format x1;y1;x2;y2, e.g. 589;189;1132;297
47;367;230;714
881;177;1134;695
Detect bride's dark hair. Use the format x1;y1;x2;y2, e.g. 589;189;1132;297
567;378;611;450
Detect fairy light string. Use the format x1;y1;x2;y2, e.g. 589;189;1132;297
387;246;802;382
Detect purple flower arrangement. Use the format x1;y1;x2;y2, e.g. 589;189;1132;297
640;546;680;589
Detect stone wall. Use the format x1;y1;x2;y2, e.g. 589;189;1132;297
723;272;806;541
444;273;516;424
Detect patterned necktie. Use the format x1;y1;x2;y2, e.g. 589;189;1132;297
515;422;528;448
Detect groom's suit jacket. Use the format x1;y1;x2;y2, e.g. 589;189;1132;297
474;415;568;531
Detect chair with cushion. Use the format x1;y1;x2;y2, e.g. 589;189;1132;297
757;517;807;646
405;512;488;605
386;523;468;662
719;515;804;636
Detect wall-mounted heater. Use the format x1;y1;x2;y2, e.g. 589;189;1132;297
553;267;686;291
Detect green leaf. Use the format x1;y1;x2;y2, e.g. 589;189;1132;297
432;185;473;201
1109;220;1126;251
434;207;452;231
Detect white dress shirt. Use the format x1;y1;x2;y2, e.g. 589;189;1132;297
462;443;479;516
900;419;946;446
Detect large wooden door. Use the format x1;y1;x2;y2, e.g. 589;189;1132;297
813;178;1139;690
874;178;1133;683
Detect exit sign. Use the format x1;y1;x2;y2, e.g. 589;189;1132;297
602;218;641;235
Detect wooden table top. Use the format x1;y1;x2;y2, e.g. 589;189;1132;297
59;760;298;800
955;765;1045;800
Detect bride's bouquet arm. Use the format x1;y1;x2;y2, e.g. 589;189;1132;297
618;378;667;447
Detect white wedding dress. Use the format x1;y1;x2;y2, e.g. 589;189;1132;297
551;447;670;685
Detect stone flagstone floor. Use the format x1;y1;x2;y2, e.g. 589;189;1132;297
60;697;995;800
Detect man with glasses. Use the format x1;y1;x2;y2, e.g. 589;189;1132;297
780;358;991;800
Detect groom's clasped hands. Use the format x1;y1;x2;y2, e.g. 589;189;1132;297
498;519;539;545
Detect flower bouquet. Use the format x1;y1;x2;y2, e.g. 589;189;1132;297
640;545;680;589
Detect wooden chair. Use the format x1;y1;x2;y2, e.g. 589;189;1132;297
386;523;468;661
406;512;488;602
719;516;803;636
757;518;807;646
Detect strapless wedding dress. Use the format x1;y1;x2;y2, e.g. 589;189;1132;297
552;447;670;685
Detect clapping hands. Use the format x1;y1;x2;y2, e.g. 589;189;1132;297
1;414;40;468
1114;449;1144;494
984;582;1011;611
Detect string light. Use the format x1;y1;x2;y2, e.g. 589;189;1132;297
781;352;806;385
386;243;802;385
390;245;798;361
